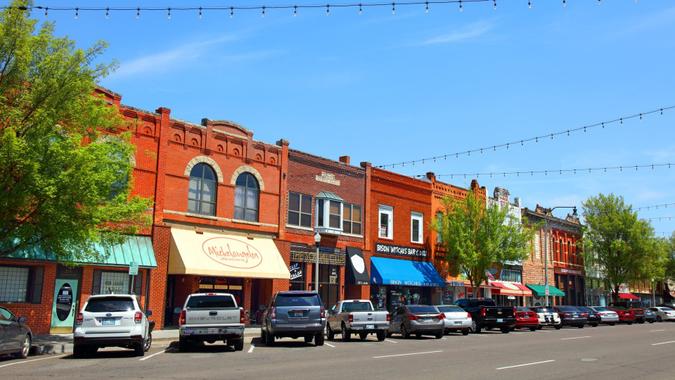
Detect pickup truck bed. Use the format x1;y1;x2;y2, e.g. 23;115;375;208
326;300;389;342
455;298;516;334
179;293;245;351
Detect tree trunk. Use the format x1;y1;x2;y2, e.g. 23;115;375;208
612;285;620;304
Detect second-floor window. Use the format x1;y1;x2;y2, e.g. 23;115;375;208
188;163;217;216
342;204;362;235
234;172;259;222
288;192;312;228
411;212;423;244
316;199;342;230
379;205;393;239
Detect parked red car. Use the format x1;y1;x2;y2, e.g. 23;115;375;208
608;306;635;324
513;307;539;331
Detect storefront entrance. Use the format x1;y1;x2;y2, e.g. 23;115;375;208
50;279;78;334
319;265;340;308
371;285;431;312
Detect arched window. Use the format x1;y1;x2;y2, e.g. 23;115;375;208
234;172;259;222
188;163;217;216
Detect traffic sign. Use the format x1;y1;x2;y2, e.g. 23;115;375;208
129;261;139;276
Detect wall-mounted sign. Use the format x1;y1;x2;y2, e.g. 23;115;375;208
554;267;583;276
315;172;341;186
375;243;427;258
55;283;73;322
202;237;263;269
290;262;303;281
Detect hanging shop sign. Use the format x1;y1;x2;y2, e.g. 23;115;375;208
375;243;427;258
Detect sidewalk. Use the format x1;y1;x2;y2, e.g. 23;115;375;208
33;327;261;355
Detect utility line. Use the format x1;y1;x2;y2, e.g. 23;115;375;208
377;105;675;169
635;202;675;212
424;162;673;180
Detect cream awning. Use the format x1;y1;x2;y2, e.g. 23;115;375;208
169;228;290;279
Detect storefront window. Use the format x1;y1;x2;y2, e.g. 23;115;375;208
289;262;305;291
94;270;142;295
370;285;431;312
0;265;43;304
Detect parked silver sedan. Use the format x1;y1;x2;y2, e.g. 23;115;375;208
436;305;472;335
649;307;675;322
590;306;619;325
0;307;32;359
387;305;444;339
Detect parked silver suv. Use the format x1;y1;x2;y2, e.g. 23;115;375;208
73;294;153;357
261;291;325;346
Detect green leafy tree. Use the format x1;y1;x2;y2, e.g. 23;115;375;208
434;191;534;298
0;1;150;262
582;194;666;302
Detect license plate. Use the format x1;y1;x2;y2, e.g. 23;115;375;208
454;321;462;325
207;328;219;334
497;318;503;323
291;311;304;317
101;318;116;326
422;318;432;323
366;324;375;330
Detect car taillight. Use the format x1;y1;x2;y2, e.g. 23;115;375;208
179;310;186;326
134;311;143;324
581;313;588;318
75;313;83;325
513;307;517;315
270;307;277;319
240;308;245;324
386;313;391;322
320;307;326;319
348;313;354;323
465;312;472;319
438;313;445;320
480;307;486;317
408;314;418;321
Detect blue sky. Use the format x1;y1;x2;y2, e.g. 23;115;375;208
14;0;675;235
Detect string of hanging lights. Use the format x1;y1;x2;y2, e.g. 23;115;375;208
636;202;675;212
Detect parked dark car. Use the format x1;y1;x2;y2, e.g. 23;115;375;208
455;298;516;334
0;307;32;359
387;305;444;339
643;308;657;323
260;291;325;346
577;306;600;327
553;306;587;328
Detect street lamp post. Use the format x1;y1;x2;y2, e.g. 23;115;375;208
652;279;656;307
314;232;321;292
542;206;577;307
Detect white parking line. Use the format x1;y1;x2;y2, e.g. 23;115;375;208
561;336;591;341
441;337;447;340
651;340;675;346
0;354;66;369
373;350;443;359
325;343;336;348
139;350;165;361
650;329;665;333
385;339;398;344
496;360;556;370
248;344;255;353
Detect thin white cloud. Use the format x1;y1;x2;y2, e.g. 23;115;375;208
110;34;239;79
420;20;494;46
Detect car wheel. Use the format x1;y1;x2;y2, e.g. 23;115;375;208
304;335;314;344
72;344;86;358
648;320;655;324
471;321;481;334
578;324;584;329
554;324;562;330
462;328;470;336
359;333;368;341
529;327;537;332
435;332;443;339
315;333;324;346
386;331;392;338
327;325;335;341
376;331;386;341
233;339;244;351
500;327;510;334
628;322;633;325
537;326;542;330
14;334;31;359
178;337;190;352
143;333;152;352
401;324;410;339
341;324;351;342
609;323;615;326
134;342;145;357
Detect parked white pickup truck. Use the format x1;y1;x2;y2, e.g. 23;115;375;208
326;300;389;342
178;293;245;351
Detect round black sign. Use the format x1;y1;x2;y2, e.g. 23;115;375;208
55;283;73;322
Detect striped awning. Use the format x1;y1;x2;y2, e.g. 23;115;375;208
490;280;532;297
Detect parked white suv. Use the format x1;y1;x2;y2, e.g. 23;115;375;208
179;293;245;351
73;294;153;357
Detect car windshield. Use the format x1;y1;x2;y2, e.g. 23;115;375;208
577;307;592;312
408;305;439;314
342;302;373;312
592;307;608;311
516;307;531;312
661;307;674;311
437;306;463;313
556;306;579;312
187;295;236;309
276;294;321;307
85;297;134;312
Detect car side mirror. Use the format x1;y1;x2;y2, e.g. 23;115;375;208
146;310;153;317
18;316;28;324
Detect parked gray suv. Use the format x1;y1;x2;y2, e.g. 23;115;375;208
260;291;325;346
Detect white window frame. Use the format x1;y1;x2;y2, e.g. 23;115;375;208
411;212;423;244
378;205;394;239
316;198;343;233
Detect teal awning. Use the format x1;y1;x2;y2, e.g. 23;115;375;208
8;236;157;268
526;284;565;297
316;191;343;202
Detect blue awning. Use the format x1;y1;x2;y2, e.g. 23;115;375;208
370;256;445;287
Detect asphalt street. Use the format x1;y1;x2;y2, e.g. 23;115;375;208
2;322;675;380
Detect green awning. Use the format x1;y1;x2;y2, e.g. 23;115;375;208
316;191;343;202
526;284;566;297
8;236;157;268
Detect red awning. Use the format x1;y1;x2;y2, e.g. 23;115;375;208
618;293;639;300
490;281;533;297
